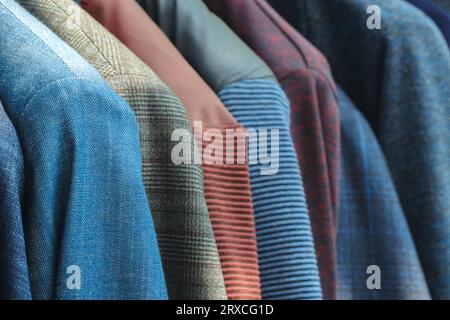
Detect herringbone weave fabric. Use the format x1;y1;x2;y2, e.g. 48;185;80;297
19;0;226;300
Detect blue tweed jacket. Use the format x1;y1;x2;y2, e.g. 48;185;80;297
270;0;450;299
0;0;167;299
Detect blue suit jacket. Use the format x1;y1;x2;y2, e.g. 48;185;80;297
0;0;167;299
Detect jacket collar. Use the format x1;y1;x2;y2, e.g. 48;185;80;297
139;0;275;92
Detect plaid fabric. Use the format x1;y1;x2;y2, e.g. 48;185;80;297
206;0;340;299
337;86;430;300
19;0;227;300
80;0;261;300
270;0;450;299
0;102;31;300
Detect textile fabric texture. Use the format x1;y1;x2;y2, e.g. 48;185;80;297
206;0;340;299
81;0;260;299
200;126;261;299
408;0;450;46
19;0;227;300
0;102;31;300
138;0;275;93
270;0;450;299
218;79;322;300
138;0;321;300
337;86;430;300
0;0;167;299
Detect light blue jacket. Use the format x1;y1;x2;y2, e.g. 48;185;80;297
0;0;167;299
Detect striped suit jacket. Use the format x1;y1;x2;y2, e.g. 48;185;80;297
206;0;340;299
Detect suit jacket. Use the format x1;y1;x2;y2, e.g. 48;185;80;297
270;0;450;299
19;0;227;300
81;0;261;300
0;102;31;300
206;0;340;300
337;86;430;300
0;0;166;299
139;0;322;299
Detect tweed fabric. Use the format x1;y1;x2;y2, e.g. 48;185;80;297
408;0;450;46
206;0;340;299
80;0;260;299
0;0;166;299
0;102;31;300
19;0;227;300
218;80;322;300
337;86;430;300
270;0;450;299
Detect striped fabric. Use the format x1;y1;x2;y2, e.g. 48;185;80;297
206;0;340;299
200;127;261;300
337;86;430;300
19;0;227;300
218;79;322;300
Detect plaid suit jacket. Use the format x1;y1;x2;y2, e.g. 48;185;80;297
337;86;430;300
